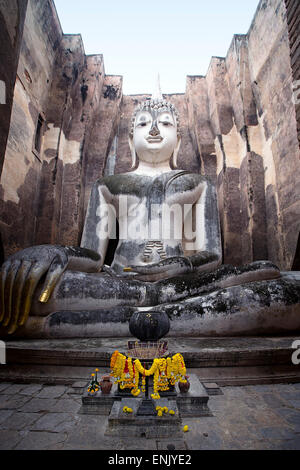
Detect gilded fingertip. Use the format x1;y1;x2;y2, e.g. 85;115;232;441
39;289;50;303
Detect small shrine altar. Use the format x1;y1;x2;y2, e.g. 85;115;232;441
81;312;212;438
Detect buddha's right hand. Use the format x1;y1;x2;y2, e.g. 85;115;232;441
128;256;193;281
0;245;69;334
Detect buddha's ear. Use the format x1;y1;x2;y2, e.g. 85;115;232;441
171;135;181;169
128;136;138;170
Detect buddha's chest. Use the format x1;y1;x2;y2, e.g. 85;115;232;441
103;171;204;219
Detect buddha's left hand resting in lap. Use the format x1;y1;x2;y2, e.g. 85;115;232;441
0;96;279;335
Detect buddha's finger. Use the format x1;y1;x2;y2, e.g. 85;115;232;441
128;264;169;275
0;262;10;323
103;265;124;278
133;259;193;282
2;260;21;327
7;261;32;334
18;263;49;326
130;256;191;275
39;255;67;304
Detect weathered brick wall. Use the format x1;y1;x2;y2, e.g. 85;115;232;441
82;74;123;217
0;0;62;255
284;0;300;148
284;0;300;269
34;37;105;248
0;0;28;178
247;0;300;270
0;0;117;252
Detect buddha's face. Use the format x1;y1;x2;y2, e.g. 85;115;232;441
132;109;179;164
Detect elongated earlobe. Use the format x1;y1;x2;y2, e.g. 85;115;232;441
171;136;181;169
169;153;177;170
128;136;139;170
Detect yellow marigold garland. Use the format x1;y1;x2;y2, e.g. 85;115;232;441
109;351;187;399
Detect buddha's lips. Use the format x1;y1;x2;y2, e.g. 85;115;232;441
146;136;163;143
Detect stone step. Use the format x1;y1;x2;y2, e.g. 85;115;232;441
3;336;300;367
0;363;300;387
0;336;299;386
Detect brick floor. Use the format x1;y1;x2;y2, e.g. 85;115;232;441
0;381;299;450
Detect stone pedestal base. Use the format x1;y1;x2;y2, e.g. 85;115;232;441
136;397;157;416
105;398;181;438
81;373;212;439
176;374;213;417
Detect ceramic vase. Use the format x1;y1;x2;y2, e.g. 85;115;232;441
178;377;190;393
99;375;112;394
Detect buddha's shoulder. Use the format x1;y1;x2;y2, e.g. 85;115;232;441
94;172;150;195
95;172;139;184
164;170;213;189
93;171;212;194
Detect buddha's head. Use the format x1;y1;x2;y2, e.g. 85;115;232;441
129;98;181;170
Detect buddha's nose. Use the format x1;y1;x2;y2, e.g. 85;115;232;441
149;120;160;136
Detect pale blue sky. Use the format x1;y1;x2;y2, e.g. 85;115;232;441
53;0;260;95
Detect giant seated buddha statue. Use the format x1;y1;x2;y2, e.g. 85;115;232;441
1;92;300;338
